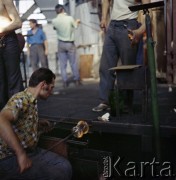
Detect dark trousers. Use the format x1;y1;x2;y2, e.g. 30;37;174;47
29;44;48;71
0;32;24;110
99;19;139;103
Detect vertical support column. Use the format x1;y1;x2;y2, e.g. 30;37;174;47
145;11;160;160
69;0;75;17
172;0;176;84
166;0;174;85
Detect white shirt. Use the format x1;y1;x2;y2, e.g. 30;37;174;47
111;0;139;21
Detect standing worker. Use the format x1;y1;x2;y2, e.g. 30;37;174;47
52;4;81;88
92;0;151;112
0;0;24;111
27;19;48;72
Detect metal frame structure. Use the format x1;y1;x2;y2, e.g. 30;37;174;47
166;0;176;85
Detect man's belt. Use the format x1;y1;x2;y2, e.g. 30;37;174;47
0;31;16;38
59;40;74;43
30;43;42;46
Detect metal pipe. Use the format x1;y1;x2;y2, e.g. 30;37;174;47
163;0;167;56
170;0;173;42
145;11;160;160
80;22;100;32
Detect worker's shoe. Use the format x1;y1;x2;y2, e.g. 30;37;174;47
63;81;69;88
74;80;82;86
92;103;109;112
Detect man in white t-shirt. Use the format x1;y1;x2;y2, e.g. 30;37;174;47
92;0;151;112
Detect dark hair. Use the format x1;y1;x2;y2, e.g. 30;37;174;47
29;19;38;25
55;4;64;14
29;68;56;87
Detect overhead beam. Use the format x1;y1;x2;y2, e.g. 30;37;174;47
21;3;39;22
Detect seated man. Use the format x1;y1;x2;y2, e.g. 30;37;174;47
0;68;72;180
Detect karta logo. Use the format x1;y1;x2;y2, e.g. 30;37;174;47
102;156;174;178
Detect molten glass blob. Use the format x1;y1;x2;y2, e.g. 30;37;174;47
72;120;89;138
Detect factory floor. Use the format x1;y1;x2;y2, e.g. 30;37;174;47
37;76;176;180
38;75;176;126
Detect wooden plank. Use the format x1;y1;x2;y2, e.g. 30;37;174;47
79;54;93;79
109;65;141;71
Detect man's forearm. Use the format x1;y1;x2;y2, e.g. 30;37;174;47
142;0;151;4
0;114;25;156
101;0;111;21
5;20;22;32
44;40;48;51
44;40;48;56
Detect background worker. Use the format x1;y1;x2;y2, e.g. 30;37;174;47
92;0;151;112
27;19;49;72
52;4;81;88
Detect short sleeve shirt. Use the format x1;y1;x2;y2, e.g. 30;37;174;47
27;28;46;45
0;89;39;159
52;13;77;41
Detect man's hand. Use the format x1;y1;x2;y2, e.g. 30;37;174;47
100;19;107;32
38;120;53;133
17;151;32;173
127;26;145;46
130;29;143;45
76;19;81;25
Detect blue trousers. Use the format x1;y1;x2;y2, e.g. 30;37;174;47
58;41;80;82
0;32;24;110
99;19;139;102
0;148;72;180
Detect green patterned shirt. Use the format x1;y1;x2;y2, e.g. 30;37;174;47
0;89;39;159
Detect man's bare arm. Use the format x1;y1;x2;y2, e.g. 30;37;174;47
44;40;48;56
1;0;22;34
0;110;32;173
100;0;111;30
0;110;24;156
131;0;152;44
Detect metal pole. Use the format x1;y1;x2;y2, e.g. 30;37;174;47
145;10;160;160
163;0;167;57
69;0;75;17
